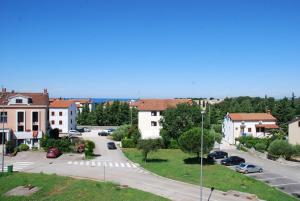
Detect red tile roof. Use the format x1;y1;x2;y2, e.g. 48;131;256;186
50;100;75;108
0;92;49;106
255;124;279;129
228;113;277;121
137;99;192;111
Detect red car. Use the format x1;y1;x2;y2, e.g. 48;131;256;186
46;147;61;158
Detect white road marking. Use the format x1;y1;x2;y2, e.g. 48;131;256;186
86;161;90;166
74;161;78;165
67;161;72;165
120;163;125;167
97;162;101;166
131;163;137;168
126;163;131;168
256;177;285;181
91;161;95;166
115;162;119;167
3;161;34;172
80;161;84;166
104;162;107;167
109;162;113;167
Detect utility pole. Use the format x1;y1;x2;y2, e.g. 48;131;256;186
200;111;205;201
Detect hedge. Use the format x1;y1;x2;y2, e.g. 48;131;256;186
121;139;136;148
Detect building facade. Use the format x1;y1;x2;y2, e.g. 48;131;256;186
49;100;76;133
0;88;49;150
73;99;95;113
288;116;300;145
137;99;192;139
222;113;278;144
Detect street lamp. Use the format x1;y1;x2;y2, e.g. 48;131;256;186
200;110;205;201
1;100;7;173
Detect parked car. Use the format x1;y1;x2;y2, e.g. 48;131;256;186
221;156;245;166
236;163;263;174
46;147;61;158
208;151;228;159
98;131;109;136
106;128;115;134
83;127;91;132
76;144;85;153
69;130;82;136
76;128;85;132
107;142;117;150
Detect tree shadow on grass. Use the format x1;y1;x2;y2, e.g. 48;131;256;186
145;159;168;163
183;157;215;165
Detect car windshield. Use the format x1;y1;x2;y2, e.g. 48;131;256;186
239;163;246;167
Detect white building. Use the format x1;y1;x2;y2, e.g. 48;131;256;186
288;116;300;145
222;113;278;144
137;99;192;139
49;100;76;133
73;99;95;113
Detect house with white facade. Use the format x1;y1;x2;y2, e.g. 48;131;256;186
73;99;95;113
49;100;76;133
137;99;192;139
0;88;49;150
288;116;300;145
222;113;279;144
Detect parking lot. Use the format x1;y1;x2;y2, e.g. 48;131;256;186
216;154;300;199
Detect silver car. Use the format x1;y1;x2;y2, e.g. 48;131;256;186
235;163;263;174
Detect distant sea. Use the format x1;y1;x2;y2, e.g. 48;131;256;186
65;98;138;103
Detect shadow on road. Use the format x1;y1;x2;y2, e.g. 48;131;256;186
183;157;215;165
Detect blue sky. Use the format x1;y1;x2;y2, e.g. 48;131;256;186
0;0;299;98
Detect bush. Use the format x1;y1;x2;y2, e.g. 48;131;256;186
41;137;72;152
268;140;295;160
255;142;267;153
85;140;95;156
5;141;15;154
18;144;29;151
169;139;179;149
112;125;131;141
121;139;136;148
294;144;300;157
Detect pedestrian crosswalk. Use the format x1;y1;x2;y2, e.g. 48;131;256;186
2;161;34;172
67;160;147;174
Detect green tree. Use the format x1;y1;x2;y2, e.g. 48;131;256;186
137;139;162;162
161;103;202;142
178;127;214;159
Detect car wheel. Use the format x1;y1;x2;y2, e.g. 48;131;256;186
259;169;263;173
244;170;248;174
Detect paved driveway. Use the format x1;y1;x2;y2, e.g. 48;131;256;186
2;131;257;201
223;149;300;199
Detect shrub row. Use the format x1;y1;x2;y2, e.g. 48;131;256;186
268;140;300;160
40;137;72;152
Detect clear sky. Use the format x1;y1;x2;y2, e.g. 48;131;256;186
0;0;299;98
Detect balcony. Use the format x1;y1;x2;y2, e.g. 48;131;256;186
12;131;43;140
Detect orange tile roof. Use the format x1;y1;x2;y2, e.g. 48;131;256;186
50;100;75;108
0;92;49;106
137;99;192;111
72;99;92;104
228;113;277;121
255;124;279;129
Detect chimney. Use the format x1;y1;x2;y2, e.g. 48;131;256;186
43;88;48;94
1;88;6;93
266;109;271;114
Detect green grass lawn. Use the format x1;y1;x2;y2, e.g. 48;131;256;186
124;148;299;201
0;172;169;201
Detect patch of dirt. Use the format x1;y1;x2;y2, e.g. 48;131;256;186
5;185;40;196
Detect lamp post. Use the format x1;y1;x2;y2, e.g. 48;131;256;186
1;101;6;173
200;110;205;201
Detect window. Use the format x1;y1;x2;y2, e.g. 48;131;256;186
59;120;63;125
16;99;23;103
248;128;252;132
151;111;157;116
51;111;55;116
70;111;73;115
151;121;157;126
32;125;39;131
59;129;62;132
0;132;6;144
159;111;163;116
235;127;238;130
32;112;38;122
71;119;73;124
17;125;24;132
59;112;63;116
51;120;55;125
17;112;24;123
0;112;7;123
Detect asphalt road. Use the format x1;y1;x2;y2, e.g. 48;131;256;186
2;130;254;201
223;148;300;199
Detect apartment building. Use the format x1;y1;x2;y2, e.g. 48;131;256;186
288;116;300;145
49;100;76;133
137;99;192;139
0;88;49;150
223;113;279;144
